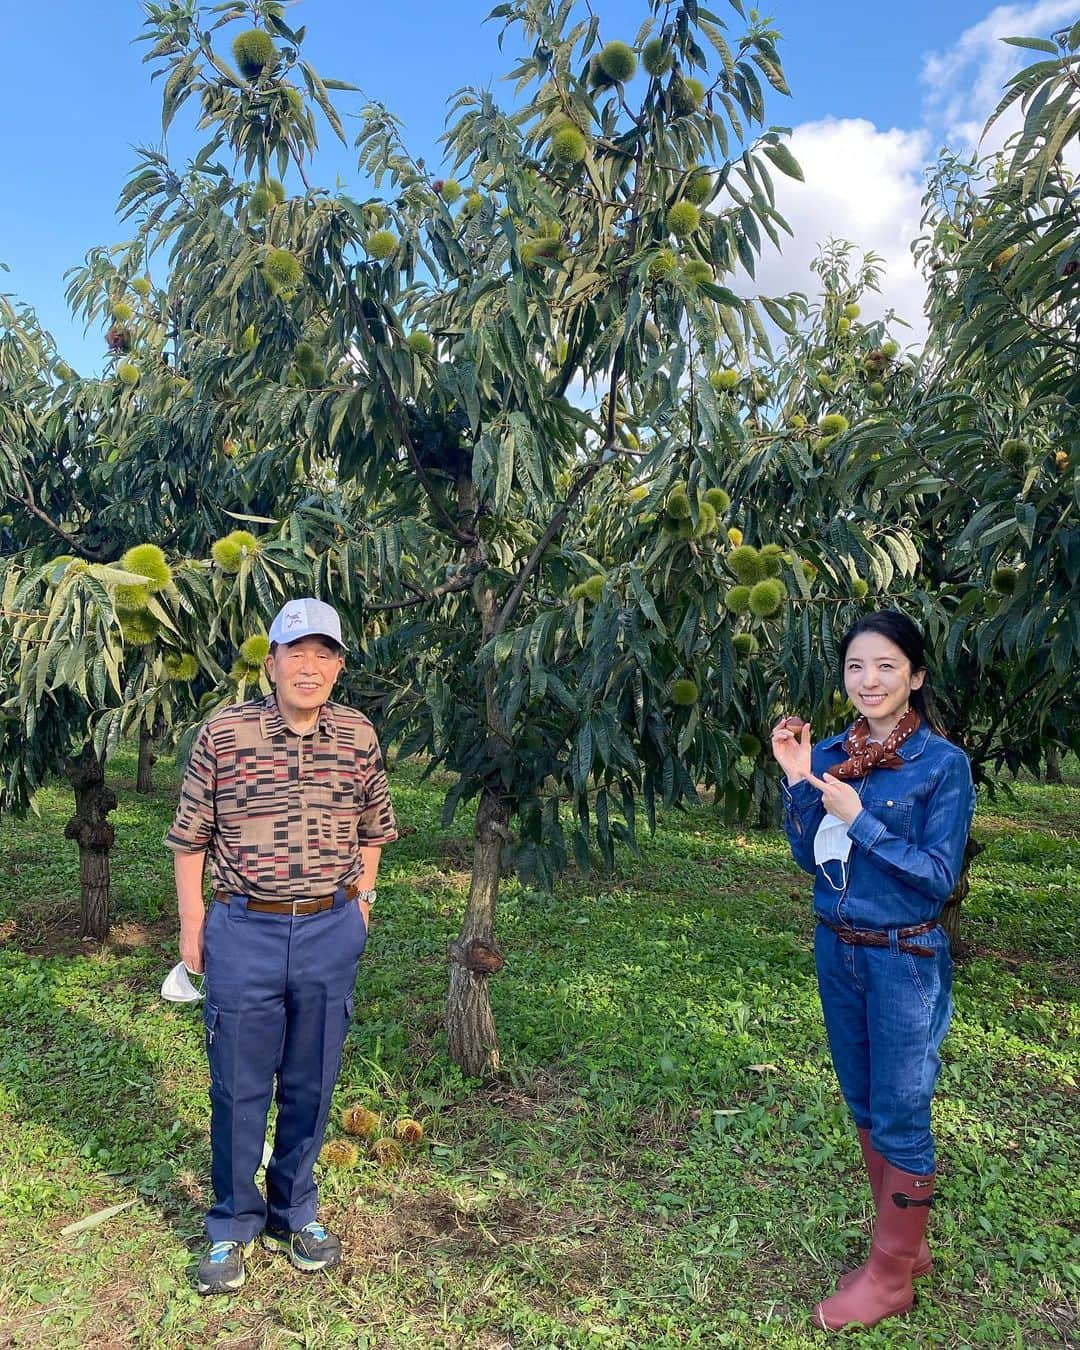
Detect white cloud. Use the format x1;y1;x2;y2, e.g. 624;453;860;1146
747;2;1076;342
751;118;931;339
921;0;1078;150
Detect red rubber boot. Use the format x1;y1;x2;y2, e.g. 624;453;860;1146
838;1130;932;1289
813;1163;935;1331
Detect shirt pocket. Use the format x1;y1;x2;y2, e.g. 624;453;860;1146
218;745;295;819
305;772;357;816
861;795;914;841
305;766;360;850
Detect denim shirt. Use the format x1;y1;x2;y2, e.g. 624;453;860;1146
782;721;976;930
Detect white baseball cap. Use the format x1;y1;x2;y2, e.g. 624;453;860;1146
268;597;345;649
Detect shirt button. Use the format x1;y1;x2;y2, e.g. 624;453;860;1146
886;799;894;807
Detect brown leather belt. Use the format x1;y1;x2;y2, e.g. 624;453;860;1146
213;883;361;916
818;918;938;958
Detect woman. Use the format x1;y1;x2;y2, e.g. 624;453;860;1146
771;610;975;1332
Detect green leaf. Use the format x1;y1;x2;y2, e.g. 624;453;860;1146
1001;36;1060;53
762;143;802;181
494;428;515;514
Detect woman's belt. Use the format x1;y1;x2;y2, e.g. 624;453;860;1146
817;917;938;958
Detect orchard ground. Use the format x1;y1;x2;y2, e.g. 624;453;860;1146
0;750;1076;1348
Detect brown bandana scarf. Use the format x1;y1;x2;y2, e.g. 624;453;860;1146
830;709;921;781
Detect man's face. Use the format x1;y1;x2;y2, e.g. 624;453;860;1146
265;636;345;721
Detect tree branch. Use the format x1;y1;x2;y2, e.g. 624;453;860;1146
351;308;478;547
491;451;610;639
366;564;485;612
7;464;109;562
495;115;651;638
970;667;1055;770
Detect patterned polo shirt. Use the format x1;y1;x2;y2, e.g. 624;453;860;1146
165;695;397;902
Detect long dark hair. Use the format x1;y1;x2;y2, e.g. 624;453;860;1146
838;610;947;736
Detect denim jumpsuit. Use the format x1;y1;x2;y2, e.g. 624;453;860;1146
783;722;975;1174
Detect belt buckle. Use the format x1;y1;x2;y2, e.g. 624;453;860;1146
290;899;305;916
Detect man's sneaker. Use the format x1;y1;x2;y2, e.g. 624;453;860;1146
196;1239;252;1295
262;1220;342;1272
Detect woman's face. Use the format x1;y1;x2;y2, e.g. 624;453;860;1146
842;632;925;730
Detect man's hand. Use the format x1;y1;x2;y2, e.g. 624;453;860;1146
179;920;205;974
356;845;382;932
805;771;863;824
174;851;207;973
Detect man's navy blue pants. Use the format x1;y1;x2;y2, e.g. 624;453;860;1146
201;891;367;1242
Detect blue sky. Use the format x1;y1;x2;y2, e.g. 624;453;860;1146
0;0;1065;368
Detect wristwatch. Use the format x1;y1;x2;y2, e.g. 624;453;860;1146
354;888;376;906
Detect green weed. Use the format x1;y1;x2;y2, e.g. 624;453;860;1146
0;750;1076;1346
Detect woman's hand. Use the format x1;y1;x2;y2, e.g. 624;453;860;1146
805;771;863;824
770;716;812;784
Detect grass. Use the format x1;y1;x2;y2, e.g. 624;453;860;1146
0;750;1077;1347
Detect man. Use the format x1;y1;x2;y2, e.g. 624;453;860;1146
166;597;397;1295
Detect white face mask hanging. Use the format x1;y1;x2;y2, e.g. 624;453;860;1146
161;962;205;1003
814;812;853;892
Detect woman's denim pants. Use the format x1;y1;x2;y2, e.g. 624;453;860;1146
815;921;952;1174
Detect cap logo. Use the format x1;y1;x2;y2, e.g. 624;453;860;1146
268;597;345;651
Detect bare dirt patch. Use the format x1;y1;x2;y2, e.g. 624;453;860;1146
438;838;473;870
326;1187;628;1307
0;913;172;960
978;810;1080;840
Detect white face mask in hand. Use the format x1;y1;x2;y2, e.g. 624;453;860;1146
814;812;853;892
161;962;205;1003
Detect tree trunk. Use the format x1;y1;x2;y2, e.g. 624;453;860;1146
1045;745;1062;784
444;474;507;1079
755;776;774;830
136;719;156;794
446;787;509;1078
64;742;117;941
939;833;984;956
